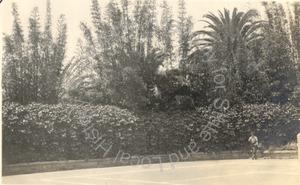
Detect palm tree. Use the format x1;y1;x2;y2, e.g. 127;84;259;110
190;8;264;104
192;8;263;55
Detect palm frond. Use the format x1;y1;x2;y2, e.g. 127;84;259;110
237;9;259;32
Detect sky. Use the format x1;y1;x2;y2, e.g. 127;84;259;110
0;0;293;61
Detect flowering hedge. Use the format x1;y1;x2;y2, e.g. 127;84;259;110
2;102;299;164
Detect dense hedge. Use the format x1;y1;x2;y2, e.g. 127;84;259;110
138;102;299;154
2;102;141;164
2;102;299;164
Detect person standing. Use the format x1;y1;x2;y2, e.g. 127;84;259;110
249;131;258;160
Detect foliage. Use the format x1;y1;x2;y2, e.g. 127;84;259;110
3;101;299;164
289;2;300;55
2;1;67;104
2;1;300;165
177;0;193;69
261;2;298;105
152;68;208;110
190;8;266;105
63;0;195;109
2;102;140;164
279;141;298;150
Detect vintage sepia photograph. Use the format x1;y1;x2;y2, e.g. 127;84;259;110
1;0;300;184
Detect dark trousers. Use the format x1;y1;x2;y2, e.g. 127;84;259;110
251;144;257;159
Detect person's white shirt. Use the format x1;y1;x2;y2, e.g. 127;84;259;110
249;136;258;145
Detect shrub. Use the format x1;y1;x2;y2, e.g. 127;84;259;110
2;102;141;164
2;101;299;164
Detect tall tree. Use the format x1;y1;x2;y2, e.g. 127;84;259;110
91;0;102;40
289;2;300;55
289;2;300;107
40;0;53;102
65;0;167;108
262;2;297;104
159;0;174;68
2;3;28;103
177;0;193;70
191;8;263;104
28;7;42;102
3;1;67;104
